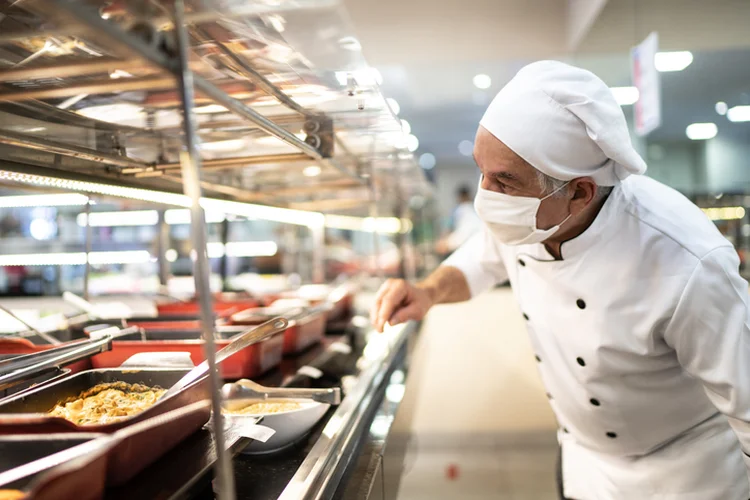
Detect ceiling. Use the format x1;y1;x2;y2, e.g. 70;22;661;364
342;0;750;168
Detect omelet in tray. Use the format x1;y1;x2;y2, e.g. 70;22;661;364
48;382;165;426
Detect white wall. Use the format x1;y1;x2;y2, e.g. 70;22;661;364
644;142;704;193
704;137;750;193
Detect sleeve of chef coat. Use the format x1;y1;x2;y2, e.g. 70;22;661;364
441;227;509;297
664;245;750;469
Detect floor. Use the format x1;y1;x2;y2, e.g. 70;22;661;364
396;438;559;500
392;288;560;499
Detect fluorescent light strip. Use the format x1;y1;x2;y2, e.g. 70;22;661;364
702;206;746;221
199;198;325;228
0;193;89;208
686;122;717;140
164;208;225;225
325;215;412;234
727;105;750;123
226;241;278;257
654;51;693;72
610;86;639;106
0;171;413;233
0;250;152;266
201;241;279;259
77;210;159;227
0;171;191;207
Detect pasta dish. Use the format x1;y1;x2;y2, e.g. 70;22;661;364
48;382;165;426
225;401;302;415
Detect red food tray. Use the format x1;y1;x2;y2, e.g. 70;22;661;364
0;401;210;499
125;320;203;331
89;332;284;380
230;308;326;355
155;298;260;317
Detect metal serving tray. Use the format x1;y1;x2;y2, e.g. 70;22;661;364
0;368;208;434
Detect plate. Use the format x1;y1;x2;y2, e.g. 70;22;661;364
224;400;329;454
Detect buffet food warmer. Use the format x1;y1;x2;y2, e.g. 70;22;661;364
0;0;430;497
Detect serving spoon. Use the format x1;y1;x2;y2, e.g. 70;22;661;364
160;317;288;400
222;379;341;411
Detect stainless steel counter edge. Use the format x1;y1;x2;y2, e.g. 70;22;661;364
277;321;418;500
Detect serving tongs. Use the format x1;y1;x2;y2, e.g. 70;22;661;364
234;303;330;324
222;379;341;410
0;304;62;345
160;317;288;400
84;324;146;341
0;335;113;391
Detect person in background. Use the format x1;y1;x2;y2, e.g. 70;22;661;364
370;60;750;499
435;185;482;256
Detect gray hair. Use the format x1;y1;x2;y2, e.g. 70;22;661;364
535;170;612;199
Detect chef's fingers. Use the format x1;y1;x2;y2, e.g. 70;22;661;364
370;279;395;324
375;282;409;332
389;301;423;326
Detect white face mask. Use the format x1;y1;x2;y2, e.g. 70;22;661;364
474;179;572;246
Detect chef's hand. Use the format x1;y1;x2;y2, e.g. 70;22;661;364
370;279;434;333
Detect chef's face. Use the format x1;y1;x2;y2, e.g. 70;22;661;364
473;126;595;231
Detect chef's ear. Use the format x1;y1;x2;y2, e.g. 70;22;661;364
569;177;598;209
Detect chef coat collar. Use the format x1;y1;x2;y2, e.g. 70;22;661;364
552;183;620;260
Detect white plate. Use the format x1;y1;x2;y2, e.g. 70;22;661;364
224;400;330;454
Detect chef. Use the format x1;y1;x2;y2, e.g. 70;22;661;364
370;60;750;499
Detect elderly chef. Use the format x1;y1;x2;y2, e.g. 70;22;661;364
371;60;750;500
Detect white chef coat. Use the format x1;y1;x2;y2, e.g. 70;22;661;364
443;175;750;499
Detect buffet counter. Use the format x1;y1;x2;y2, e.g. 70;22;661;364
0;290;419;500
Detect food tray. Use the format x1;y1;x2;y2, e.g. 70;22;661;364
0;433;104;493
0;401;211;498
230;308;327;355
155;298;260;317
88;328;284;380
0;368;208;434
274;285;355;323
0;434;109;500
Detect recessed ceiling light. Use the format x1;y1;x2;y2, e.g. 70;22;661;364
727;105;750;123
473;74;491;90
386;98;400;116
686;122;717;140
609;87;639;106
654;51;693;72
165;249;178;262
716;101;728;115
458;140;474;157
303;165;322;177
406;134;419;152
419;153;436;170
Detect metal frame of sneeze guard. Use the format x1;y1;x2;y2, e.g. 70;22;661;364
278;320;416;500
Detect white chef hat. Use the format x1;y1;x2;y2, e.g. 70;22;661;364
479;60;647;186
